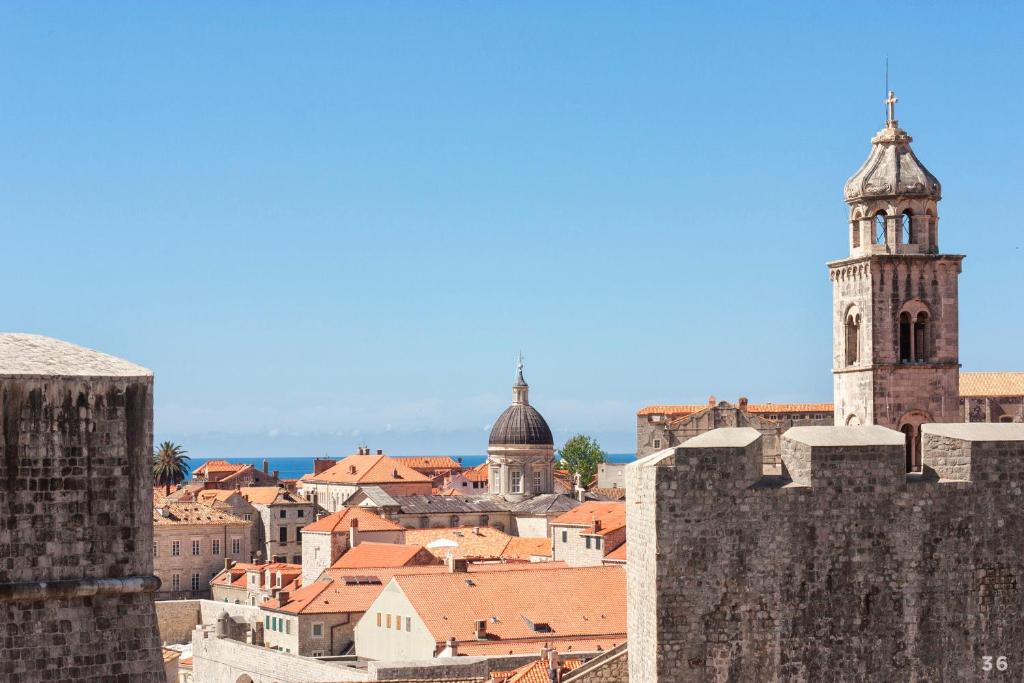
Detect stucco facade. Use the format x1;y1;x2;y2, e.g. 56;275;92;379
153;508;253;600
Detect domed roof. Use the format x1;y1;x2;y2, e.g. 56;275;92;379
844;92;940;203
488;402;554;446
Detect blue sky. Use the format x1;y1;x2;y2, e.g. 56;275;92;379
2;3;1022;456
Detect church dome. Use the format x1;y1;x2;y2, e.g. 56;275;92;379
843;92;941;203
487;357;554;446
488;403;554;446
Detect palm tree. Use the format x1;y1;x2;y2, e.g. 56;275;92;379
153;441;191;495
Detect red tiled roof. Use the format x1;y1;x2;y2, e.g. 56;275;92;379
551;501;625;536
211;562;301;589
237;486;307;506
638;402;833;417
960;371;1024;397
389;566;625;653
501;536;552;560
405;527;514;561
310;454;431;485
604;542;627;563
152;503;249;526
301;507;405;534
501;658;583;683
194;460;247;474
395;456;463;470
462;462;489;482
331;543;437;569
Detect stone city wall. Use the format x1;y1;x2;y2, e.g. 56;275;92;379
627;424;1024;682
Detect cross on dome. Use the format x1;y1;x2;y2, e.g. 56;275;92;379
885;90;898;125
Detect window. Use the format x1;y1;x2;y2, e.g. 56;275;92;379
265;616;270;630
192;539;201;556
561;531;567;543
171;541;180;556
394;614;401;630
1000;416;1014;423
510;471;522;493
450;516;459;527
492;469;500;491
533;471;542;493
280;509;287;519
212;539;221;555
913;313;929;362
845;312;860;366
595;537;602;550
296;526;303;541
377;613;382;627
231;537;241;555
243;513;252;521
285;620;291;635
191;573;201;591
312;623;324;637
297;509;304;518
586;537;592;549
171;574;180;592
899;312;912;362
152;542;157;557
292;555;301;564
901;211;913;244
406;617;412;632
279;527;288;543
653;438;662;449
386;614;392;629
851;217;861;248
874;212;887;245
311;650;325;657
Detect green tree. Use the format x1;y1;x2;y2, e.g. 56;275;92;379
153;441;191;495
557;434;606;489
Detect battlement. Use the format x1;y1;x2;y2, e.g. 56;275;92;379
626;423;1024;682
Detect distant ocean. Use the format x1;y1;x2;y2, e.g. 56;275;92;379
193;453;637;480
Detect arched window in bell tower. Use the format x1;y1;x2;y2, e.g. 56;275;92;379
899;312;912;362
851;212;861;248
900;210;913;244
913;312;930;361
845;310;860;366
873;212;887;245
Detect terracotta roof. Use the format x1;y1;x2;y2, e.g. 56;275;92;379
501;657;583;683
179;657;192;667
458;636;622;656
501;536;553;560
310;454;431;485
551;501;625;536
395;456;463;470
238;486;306;506
196;489;239;503
960;372;1024;397
389;565;625;653
211;562;301;589
331;543;437;569
301;507;405;534
193;460;247;475
637;402;833;416
589;487;626;502
264;566;444;614
462;462;489;482
604;543;627;563
405;527;515;561
152;503;249;526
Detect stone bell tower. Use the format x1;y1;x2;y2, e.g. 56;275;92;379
829;91;963;470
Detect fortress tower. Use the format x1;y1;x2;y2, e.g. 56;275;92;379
830;92;963;470
0;334;164;681
486;357;555;501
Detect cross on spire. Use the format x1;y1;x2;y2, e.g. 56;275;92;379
885;90;898;125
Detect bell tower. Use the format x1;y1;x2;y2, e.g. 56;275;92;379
829;91;964;470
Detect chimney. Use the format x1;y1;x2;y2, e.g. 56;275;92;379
593;519;602;533
263;458;269;474
708;395;717;407
272;469;279;480
277;590;289;605
474;619;487;640
376;448;383;455
159;506;170;518
547;648;559;674
738;396;749;411
313;458;337;476
349;518;360;548
224;557;233;571
445;637;458;656
473;526;480;536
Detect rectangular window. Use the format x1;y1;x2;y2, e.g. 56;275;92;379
296;526;303;541
171;541;180;557
653;438;662;449
192;539;201;555
279;509;287;519
406;617;411;632
561;531;567;543
152;542;157;557
172;574;180;591
279;527;288;543
377;613;382;627
311;650;324;657
265;616;270;630
297;510;305;518
386;614;392;629
231;537;241;555
533;471;541;493
292;555;301;564
394;614;401;630
595;537;602;550
191;573;201;591
586;537;592;549
312;623;323;637
243;513;252;521
285;619;291;635
212;539;221;555
511;470;522;493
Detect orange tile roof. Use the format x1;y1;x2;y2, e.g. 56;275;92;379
395;456;463;470
501;536;552;560
196;489;239;503
604;542;627;563
389;565;625;652
636;404;705;417
310;454;431;485
264;565;452;614
551;501;625;536
301;507;405;534
404;526;514;561
638;402;833;417
237;486;306;506
502;657;583;683
179;657;192;667
462;462;489;482
211;562;301;589
152;502;250;526
960;371;1024;397
194;460;247;474
331;543;437;569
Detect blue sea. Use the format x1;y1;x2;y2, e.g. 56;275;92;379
196;453;637;480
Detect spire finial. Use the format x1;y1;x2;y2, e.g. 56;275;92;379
885;90;898;127
515;353;525;384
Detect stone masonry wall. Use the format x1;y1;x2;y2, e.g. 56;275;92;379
0;374;165;681
627;424;1024;682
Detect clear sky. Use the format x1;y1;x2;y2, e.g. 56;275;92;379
2;3;1022;456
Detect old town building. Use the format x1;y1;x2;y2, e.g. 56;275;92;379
961;371;1024;423
237;486;315;564
300;450;433;512
299;507;407;584
549;501;625;567
210;560;301;605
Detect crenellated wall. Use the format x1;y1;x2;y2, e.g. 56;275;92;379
627;424;1024;682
